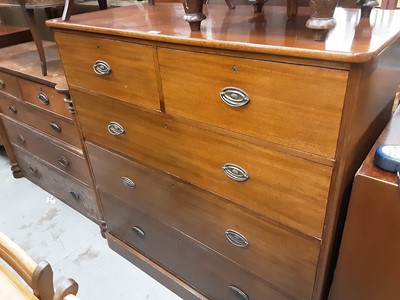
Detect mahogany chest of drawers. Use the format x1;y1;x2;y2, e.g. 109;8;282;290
0;42;100;223
48;4;400;300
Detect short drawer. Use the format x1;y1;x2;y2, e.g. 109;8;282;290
55;32;160;110
88;142;320;299
101;190;290;300
158;48;348;158
74;89;332;238
19;78;72;120
13;145;100;222
0;71;21;98
2;116;91;185
0;96;81;148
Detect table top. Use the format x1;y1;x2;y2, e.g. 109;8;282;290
47;4;400;63
0;41;67;89
359;105;400;185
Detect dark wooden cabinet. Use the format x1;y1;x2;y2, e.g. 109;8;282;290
48;4;400;300
0;42;101;223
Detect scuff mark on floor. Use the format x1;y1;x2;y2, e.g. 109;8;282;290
37;208;60;225
72;245;99;266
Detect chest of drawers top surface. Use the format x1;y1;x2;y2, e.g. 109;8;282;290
47;4;400;63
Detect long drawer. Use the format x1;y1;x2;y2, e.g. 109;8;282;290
73;89;332;238
100;190;291;300
55;32;160;110
2;116;91;185
19;78;72;120
13;145;100;222
0;96;81;148
0;71;21;98
88;142;319;299
158;48;348;158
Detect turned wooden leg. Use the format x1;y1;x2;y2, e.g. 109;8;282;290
183;0;206;31
287;0;298;18
100;221;107;239
20;8;47;76
224;0;236;9
306;0;339;41
248;0;268;13
62;0;74;21
0;120;23;179
97;0;108;10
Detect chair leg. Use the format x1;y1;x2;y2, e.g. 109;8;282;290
224;0;235;9
97;0;108;10
287;0;298;18
20;8;47;76
62;0;74;21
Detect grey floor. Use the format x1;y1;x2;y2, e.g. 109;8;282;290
0;147;182;300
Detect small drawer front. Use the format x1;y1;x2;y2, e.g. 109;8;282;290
74;89;331;238
13;146;100;222
88;142;320;299
158;48;348;158
0;97;81;148
0;71;21;98
2;116;90;185
101;190;290;300
55;32;160;110
19;78;72;120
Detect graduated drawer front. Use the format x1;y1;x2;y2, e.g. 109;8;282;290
55;32;160;110
19;78;72;120
73;89;332;238
87;142;319;299
100;190;290;300
2;116;91;185
0;96;81;148
158;48;348;158
13;145;100;221
0;71;21;98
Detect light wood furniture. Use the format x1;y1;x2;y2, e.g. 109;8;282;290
0;231;78;300
328;107;400;300
48;4;400;300
0;41;101;223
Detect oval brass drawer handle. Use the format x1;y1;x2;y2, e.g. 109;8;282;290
225;229;249;248
222;163;249;182
132;226;146;238
69;189;80;201
220;87;250;108
93;60;111;76
107;121;125;136
228;285;249;300
58;156;70;168
17;134;26;144
50;122;62;133
38;92;50;105
8;105;17;114
0;79;5;89
121;176;135;188
27;166;37;174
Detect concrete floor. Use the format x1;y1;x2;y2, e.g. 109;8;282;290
0;147;182;300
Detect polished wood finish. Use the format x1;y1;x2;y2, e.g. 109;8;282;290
0;71;22;99
0;230;79;300
48;6;400;300
75;89;332;238
101;190;290;300
0;25;32;49
55;33;160;111
87;142;320;299
13;145;100;222
19;78;72;120
0;96;81;148
329;107;400;300
2;117;91;185
159;47;347;158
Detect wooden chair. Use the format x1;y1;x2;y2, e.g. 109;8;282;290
0;231;79;300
